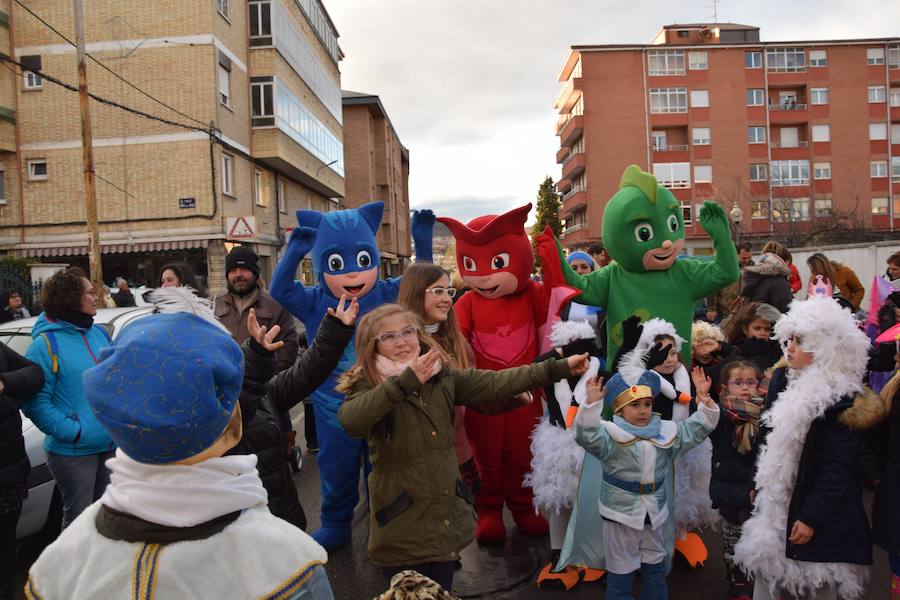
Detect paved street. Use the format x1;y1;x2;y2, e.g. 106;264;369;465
14;406;892;599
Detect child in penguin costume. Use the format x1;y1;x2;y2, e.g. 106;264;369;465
525;319;606;590
436;204;578;543
269;201;434;551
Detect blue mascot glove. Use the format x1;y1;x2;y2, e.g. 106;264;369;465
285;221;318;261
411;209;435;263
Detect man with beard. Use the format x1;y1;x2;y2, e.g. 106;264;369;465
215;246;298;372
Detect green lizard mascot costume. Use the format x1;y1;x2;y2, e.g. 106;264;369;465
540;164;738;570
540;164;738;368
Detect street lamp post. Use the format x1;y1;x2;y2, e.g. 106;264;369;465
729;202;743;246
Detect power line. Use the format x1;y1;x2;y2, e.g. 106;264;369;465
13;0;209;128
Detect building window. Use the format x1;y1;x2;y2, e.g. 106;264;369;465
890;88;900;107
869;86;886;103
872;161;888;178
872;197;889;215
811;124;830;143
27;159;47;181
890;46;900;69
277;179;285;213
694;165;713;183
652;162;691;188
24;71;42;90
813;162;831;180
21;55;42;90
892;124;900;145
254;170;265;206
809;88;829;105
681;202;692;226
870;123;888;140
750;164;768;181
746;88;765;106
814;197;832;216
218;62;231;107
249;1;272;44
867;48;885;65
251;77;274;126
772;197;810;222
0;169;6;203
766;48;805;72
771;160;809;186
218;0;229;18
688;51;708;70
692;127;711;145
893;157;900;181
221;153;234;196
809;50;827;67
651;131;668;151
748;126;766;144
745;51;762;69
649;88;688;113
690;90;709;108
751;199;769;219
677;30;689;38
648;49;684;76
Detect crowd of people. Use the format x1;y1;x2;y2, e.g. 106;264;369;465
1;169;899;599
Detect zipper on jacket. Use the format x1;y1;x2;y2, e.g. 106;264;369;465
81;332;100;364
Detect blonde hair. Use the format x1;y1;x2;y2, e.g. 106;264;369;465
336;304;448;393
881;371;899;415
691;320;725;347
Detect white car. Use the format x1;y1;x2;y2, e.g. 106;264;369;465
3;306;153;542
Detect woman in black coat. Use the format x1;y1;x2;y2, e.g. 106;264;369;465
870;367;900;591
740;253;794;313
0;345;45;600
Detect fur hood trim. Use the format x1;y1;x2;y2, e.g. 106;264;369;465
839;387;887;431
619;318;683;386
550;319;595;347
744;253;789;277
149;287;228;333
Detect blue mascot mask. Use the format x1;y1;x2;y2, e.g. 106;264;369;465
298;200;383;299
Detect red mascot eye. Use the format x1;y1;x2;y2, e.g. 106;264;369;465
463;256;477;271
491;253;510;270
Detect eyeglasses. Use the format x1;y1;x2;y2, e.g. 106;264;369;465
424;287;457;298
376;325;418;346
727;378;759;387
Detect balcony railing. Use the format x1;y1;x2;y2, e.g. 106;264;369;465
653;144;689;152
659;179;691;189
562;223;588;235
770;102;808;111
770;141;809;148
562;187;586;201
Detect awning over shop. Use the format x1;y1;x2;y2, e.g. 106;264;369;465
12;238;210;258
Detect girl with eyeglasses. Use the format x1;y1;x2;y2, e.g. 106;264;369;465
397;264;480;494
708;360;764;600
336;303;589;591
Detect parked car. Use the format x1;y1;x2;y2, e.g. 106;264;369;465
3;306;153;542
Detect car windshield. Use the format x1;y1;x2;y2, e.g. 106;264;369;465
1;331;33;355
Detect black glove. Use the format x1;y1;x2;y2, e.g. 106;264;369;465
612;316;644;371
644;341;673;371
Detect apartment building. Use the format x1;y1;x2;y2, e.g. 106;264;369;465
0;0;344;291
555;23;900;250
342;90;411;276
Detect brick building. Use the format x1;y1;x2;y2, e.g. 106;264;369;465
555;23;900;251
341;90;411;276
0;0;345;292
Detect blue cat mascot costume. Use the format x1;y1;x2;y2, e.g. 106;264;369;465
270;201;434;551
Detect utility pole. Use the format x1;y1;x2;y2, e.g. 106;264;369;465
73;0;103;293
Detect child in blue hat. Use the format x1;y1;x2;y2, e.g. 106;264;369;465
555;357;720;600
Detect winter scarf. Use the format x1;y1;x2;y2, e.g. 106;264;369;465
375;353;443;383
720;394;763;454
58;310;94;330
612;414;662;440
100;450;268;528
733;297;871;599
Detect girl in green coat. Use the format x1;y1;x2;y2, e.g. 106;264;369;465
337;303;589;592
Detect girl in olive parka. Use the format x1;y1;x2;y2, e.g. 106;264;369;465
337;304;588;592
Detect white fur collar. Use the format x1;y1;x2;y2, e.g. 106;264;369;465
599;418;678;447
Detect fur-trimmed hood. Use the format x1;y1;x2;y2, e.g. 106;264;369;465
838;387;887;432
743;253;790;278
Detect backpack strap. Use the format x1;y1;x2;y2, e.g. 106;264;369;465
40;332;59;375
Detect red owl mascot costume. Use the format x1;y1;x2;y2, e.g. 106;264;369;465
437;205;578;543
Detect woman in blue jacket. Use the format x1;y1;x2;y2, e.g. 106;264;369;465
23;268;113;528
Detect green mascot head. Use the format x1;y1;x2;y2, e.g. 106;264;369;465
601;165;685;273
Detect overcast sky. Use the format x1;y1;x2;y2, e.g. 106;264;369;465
328;1;900;223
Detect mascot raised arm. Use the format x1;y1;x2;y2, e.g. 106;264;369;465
270;201;433;551
437;203;577;543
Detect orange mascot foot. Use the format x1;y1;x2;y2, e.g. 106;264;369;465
512;510;548;537
578;566;606;583
535;563;580;591
475;510;506;544
674;532;708;568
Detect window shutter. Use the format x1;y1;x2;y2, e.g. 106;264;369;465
21;55;41;71
218;51;231;72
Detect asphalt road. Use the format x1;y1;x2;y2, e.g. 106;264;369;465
15;406;892;599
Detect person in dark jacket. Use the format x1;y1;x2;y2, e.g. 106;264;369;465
237;295;358;530
740;252;794;313
0;345;44;600
733;297;880;600
723;302;783;373
110;278;136;307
